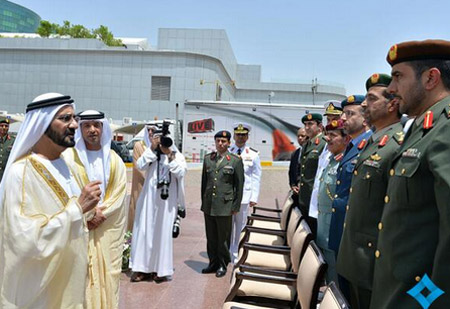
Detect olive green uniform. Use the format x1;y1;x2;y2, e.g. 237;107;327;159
337;122;403;308
298;133;326;232
201;151;244;268
0;134;15;181
371;97;450;308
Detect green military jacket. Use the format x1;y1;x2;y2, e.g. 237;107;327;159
371;96;450;308
0;134;15;180
201;151;244;216
337;122;403;291
298;133;326;217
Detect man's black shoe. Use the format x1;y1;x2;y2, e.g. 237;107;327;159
215;266;227;278
202;264;218;274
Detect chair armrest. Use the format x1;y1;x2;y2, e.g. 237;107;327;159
245;226;286;236
239;265;297;279
236;271;296;285
248;215;281;223
252;206;282;213
243;243;290;254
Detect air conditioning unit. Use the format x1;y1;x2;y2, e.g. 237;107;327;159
123;117;132;125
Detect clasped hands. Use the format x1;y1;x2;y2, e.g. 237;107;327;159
77;180;106;230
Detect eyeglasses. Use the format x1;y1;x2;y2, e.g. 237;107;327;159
56;114;80;124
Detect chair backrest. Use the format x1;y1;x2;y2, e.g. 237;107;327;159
290;220;313;274
296;241;327;309
280;194;295;231
319;281;350;309
286;208;302;247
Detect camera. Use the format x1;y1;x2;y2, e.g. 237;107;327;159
155;120;174;200
158;180;170;200
154;120;173;152
172;207;186;238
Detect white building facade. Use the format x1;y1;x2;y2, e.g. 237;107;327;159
0;28;346;123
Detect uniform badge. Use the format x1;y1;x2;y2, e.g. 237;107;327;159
315;137;320;145
423;111;433;129
347;95;355;103
364;160;381;168
210;152;217;160
379;135;389;147
226;155;230;161
389;44;398;61
395;132;404;144
371;73;380;84
402;148;421;158
246;148;249;154
307;114;313;120
335;153;343;161
358;139;367;150
370;153;382;161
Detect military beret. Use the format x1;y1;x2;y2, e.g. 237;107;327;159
233;122;250;134
214;130;231;140
387;39;450;66
365;73;392;91
0;119;10;125
341;95;365;108
301;113;322;124
324;100;343;116
325;119;345;131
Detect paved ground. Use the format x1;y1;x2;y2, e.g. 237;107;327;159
119;166;290;309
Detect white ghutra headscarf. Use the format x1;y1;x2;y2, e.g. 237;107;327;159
0;92;75;227
73;110;113;193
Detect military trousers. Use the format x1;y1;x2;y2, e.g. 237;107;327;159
204;213;232;268
349;282;371;309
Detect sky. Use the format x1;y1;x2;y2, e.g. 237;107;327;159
15;0;450;96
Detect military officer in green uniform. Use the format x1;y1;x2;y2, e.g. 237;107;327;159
371;40;450;308
337;73;403;309
0;119;15;181
298;113;326;237
201;130;244;278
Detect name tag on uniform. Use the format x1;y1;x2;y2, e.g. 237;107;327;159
363;160;381;168
402;148;421;158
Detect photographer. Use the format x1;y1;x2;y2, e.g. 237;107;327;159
130;123;187;283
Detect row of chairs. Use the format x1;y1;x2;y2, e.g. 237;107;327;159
223;193;349;308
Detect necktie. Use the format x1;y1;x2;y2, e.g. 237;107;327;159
237;148;242;155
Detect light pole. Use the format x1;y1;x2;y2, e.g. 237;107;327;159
268;91;275;103
311;78;318;105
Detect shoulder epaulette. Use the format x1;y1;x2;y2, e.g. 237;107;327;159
229;153;240;159
208;152;217;160
393;131;404;145
249;147;259;153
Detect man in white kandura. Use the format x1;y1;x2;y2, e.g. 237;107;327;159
64;110;127;309
0;93;101;308
130;124;187;283
229;123;262;264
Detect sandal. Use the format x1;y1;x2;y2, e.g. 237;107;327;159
130;272;147;282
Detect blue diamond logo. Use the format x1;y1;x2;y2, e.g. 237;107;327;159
407;274;444;309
